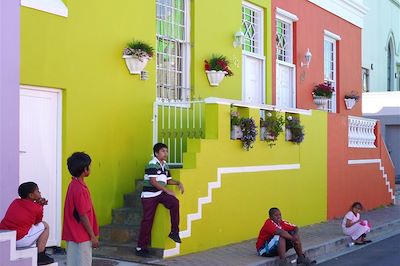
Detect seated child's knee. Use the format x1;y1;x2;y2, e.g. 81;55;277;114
42;221;49;229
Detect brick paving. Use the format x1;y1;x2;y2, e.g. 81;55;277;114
149;204;400;266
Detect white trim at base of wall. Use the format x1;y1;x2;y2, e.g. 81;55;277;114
21;0;68;17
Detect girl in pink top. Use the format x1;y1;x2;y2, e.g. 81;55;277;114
341;202;372;245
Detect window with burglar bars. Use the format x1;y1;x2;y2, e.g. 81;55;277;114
276;19;292;63
242;4;262;55
156;0;190;101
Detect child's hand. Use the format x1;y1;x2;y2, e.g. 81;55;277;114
178;183;185;194
91;236;99;248
36;198;48;206
165;189;176;197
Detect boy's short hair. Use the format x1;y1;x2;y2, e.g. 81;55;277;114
269;207;280;217
18;182;38;199
67;152;92;177
153;143;168;156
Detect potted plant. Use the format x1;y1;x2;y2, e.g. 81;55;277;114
312;82;334;110
230;111;242;140
239;117;257;151
204;55;233;86
260;111;285;147
285;115;305;144
122;40;154;74
344;91;360;110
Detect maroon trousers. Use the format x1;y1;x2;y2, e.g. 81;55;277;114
137;192;180;248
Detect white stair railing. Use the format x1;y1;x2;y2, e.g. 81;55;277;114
153;99;204;166
348;116;377;148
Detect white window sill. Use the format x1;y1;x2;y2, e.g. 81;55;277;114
21;0;68;17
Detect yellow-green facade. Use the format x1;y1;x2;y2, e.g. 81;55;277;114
21;0;327;257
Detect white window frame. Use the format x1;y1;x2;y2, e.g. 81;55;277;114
324;33;339;113
21;0;68;17
275;8;298;108
156;0;191;102
241;1;266;104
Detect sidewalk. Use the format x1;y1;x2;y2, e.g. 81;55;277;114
147;203;400;266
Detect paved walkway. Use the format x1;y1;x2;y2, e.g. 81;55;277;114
148;204;400;266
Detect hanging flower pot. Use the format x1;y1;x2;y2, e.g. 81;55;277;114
204;54;234;87
122;39;154;75
344;98;356;110
313;96;329;110
123;55;149;74
206;70;227;86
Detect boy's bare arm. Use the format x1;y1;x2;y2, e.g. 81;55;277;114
167;179;184;194
150;177;175;196
275;229;294;240
80;214;99;248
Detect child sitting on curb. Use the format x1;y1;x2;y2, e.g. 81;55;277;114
342;202;372;245
0;182;54;265
256;207;316;266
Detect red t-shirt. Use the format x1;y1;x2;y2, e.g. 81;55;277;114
62;178;99;243
256;218;297;250
0;199;43;240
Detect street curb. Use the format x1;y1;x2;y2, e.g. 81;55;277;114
247;219;400;266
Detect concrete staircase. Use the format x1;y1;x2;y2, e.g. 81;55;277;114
93;180;164;262
0;230;58;266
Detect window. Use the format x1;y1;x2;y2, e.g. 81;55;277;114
156;0;190;100
276;19;292;63
362;68;369;92
324;35;337;112
242;5;262;55
387;38;394;91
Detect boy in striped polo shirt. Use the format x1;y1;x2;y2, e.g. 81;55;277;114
136;143;184;257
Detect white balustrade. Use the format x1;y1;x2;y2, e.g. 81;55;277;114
153;99;204;166
348;116;377;148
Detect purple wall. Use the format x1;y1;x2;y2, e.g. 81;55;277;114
0;0;20;217
0;240;33;266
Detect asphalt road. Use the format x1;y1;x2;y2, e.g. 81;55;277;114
318;233;400;266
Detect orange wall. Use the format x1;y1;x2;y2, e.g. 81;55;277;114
272;0;362;115
328;114;394;219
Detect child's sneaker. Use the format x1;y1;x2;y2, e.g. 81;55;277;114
38;252;54;265
168;232;181;243
135;247;150;257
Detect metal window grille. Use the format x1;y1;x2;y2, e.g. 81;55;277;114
276;19;291;62
242;5;261;54
324;38;336;113
156;0;190;100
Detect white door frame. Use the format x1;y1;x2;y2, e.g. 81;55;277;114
20;85;62;246
241;1;266;104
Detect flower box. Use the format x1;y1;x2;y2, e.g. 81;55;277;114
231;125;243;140
206;70;227;86
313;96;329;110
285;128;292;141
344;98;356;109
260;127;275;141
123;55;149;74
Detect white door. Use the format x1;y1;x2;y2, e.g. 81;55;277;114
242;2;265;105
19;87;62;247
276;62;295;108
243;55;263;104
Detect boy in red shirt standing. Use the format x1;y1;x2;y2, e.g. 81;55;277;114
62;152;99;266
0;182;54;265
256;208;316;266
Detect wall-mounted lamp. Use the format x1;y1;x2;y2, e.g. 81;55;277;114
300;48;312;68
233;31;244;48
370;64;374;70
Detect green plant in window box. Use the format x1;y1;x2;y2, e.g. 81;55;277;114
122;40;154;74
260;111;285;147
